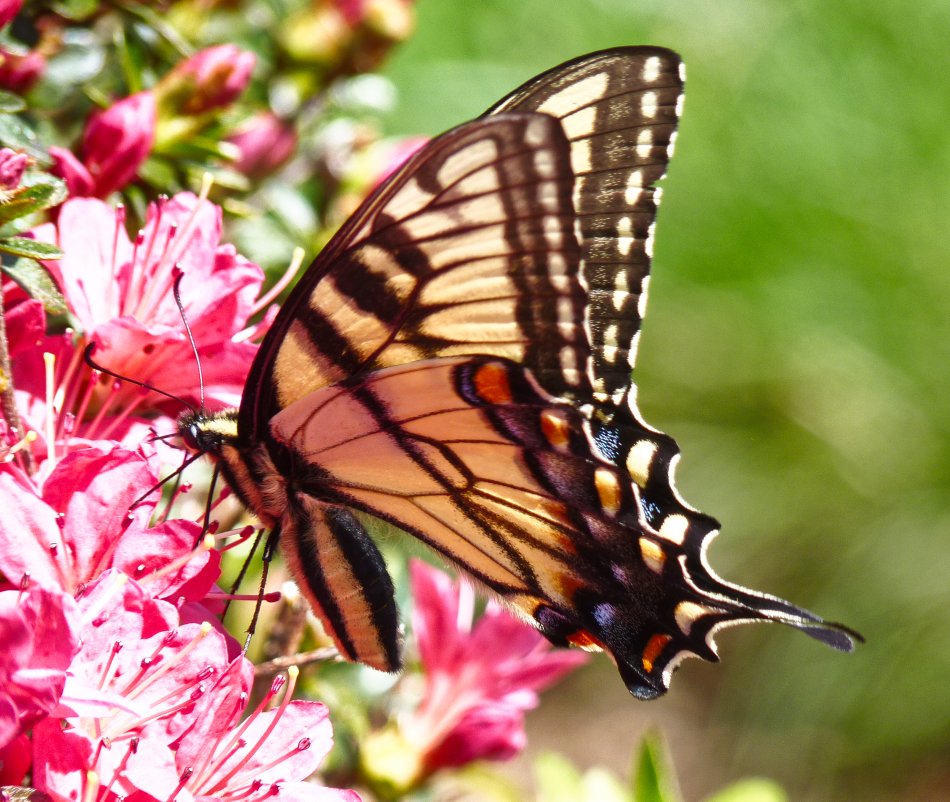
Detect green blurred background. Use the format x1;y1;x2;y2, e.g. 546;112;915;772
376;1;950;800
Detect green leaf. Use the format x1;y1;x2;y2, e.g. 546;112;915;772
0;237;63;260
0;115;45;160
1;258;68;314
0;91;26;113
0;180;68;225
633;733;682;802
49;0;100;21
703;779;789;802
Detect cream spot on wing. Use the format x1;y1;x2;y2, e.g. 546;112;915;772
617;216;634;256
624;169;644;206
626;439;657;487
548;252;569;276
538;72;609;116
675;601;712;635
639;537;665;573
641;90;658;119
642;55;661;83
636;128;653;160
559;346;580;385
675;91;685;117
561;106;597;139
533;149;555;180
525;116;549;146
557;296;575;328
658;514;689;545
614;269;629;294
645;221;656;258
571;138;593;173
667;129;679;159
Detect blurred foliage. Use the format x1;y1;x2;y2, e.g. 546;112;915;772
377;1;950;801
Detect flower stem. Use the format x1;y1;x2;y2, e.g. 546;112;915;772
0;291;35;473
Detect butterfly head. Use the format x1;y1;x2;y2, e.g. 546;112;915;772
177;408;240;457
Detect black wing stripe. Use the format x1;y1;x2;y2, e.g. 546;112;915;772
279;502;401;672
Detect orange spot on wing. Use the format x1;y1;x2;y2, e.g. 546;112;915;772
594;467;622;515
474;361;513;404
567;629;605;651
641;633;672;673
540;409;571;449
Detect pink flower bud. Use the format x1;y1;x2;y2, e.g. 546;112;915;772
81;91;156;197
48;146;95;197
0;0;22;28
226;111;297;179
0;48;44;94
0;147;27;191
162;45;256;115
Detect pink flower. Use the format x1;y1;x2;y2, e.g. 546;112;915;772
363;562;587;791
0;585;81;749
0;47;44;94
14;192;263;458
31;574;358;802
0;147;27;190
51;91;156;198
0;0;22;28
160;44;256;115
0;444;217;602
2;279;44;360
227;111;297;179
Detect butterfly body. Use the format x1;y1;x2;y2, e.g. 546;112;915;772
179;47;858;699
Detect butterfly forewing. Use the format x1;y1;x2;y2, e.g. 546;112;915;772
240;112;591;441
486;46;684;406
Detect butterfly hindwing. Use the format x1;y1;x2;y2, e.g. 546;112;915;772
266;355;851;698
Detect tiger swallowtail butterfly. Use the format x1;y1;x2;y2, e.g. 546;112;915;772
179;46;858;699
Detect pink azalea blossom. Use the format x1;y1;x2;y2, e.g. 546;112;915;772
50;91;156;198
14;192;264;460
31;573;358;802
227;111;297;179
0;47;44;94
0;146;27;190
0;0;22;28
0;584;81;750
2;279;44;360
160;44;256;115
0;443;218;601
363;561;587;791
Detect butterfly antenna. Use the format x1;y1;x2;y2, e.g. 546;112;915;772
83;344;197;415
172;269;205;412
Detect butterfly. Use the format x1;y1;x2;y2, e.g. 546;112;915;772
179;46;859;699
